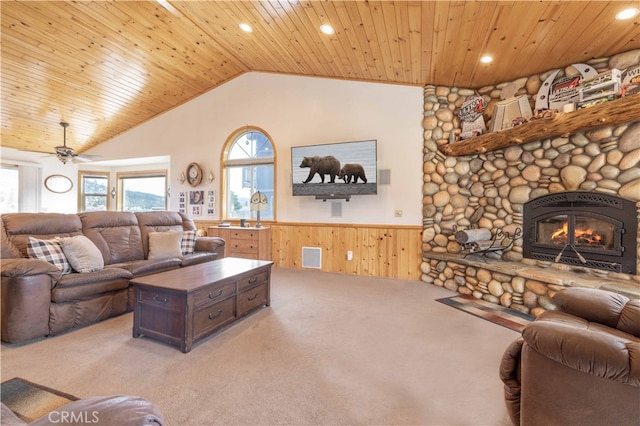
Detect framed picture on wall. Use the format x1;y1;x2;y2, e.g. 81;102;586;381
207;190;215;215
189;190;204;205
178;192;186;213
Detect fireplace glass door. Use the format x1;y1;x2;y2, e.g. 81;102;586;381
523;191;637;274
535;213;619;254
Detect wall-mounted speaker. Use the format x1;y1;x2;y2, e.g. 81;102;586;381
379;169;391;185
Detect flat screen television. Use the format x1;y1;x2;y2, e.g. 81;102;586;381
291;139;377;199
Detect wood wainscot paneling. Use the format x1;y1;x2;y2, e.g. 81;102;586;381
195;221;423;280
270;222;423;280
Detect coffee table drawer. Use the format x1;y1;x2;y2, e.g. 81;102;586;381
138;287;183;309
193;280;235;307
238;270;269;292
193;297;236;338
238;283;268;316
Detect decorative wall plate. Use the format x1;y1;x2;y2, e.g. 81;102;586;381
44;174;73;193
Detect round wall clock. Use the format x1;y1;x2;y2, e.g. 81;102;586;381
186;162;203;187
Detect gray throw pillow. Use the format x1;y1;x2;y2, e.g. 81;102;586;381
58;235;104;273
148;231;183;260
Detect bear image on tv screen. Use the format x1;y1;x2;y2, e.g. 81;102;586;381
338;163;367;184
300;155;341;183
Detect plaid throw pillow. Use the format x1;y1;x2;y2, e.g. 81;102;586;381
181;231;197;255
27;237;72;274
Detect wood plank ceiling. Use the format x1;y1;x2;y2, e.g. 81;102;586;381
2;1;639;156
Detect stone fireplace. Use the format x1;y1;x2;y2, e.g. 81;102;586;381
420;48;640;316
522;191;637;274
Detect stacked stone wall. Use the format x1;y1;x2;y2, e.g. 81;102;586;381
421;49;640;315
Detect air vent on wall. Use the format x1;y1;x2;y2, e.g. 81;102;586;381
302;247;322;269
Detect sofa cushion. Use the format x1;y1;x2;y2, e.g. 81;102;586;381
135;211;194;257
181;230;197;255
59;235;104;273
148;232;182;260
79;211;144;265
26;237;72;275
107;259;182;277
617;299;640;338
522;318;639;386
2;213;83;258
52;268;132;302
553;287;629;329
181;252;217;266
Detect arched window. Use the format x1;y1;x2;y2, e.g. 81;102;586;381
222;127;275;221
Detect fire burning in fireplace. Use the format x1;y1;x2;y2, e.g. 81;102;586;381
549;221;604;247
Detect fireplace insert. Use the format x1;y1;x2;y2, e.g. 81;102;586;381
523;192;637;274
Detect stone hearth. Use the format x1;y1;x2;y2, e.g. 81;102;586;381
420;49;640;316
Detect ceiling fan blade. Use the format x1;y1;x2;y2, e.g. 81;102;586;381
72;154;103;163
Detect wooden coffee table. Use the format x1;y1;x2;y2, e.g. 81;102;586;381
131;257;273;353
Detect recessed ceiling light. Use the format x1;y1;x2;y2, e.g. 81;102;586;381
239;23;253;33
480;55;493;64
156;0;178;16
320;24;335;35
616;7;639;20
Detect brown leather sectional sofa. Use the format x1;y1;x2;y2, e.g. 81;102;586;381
500;287;640;425
1;211;225;344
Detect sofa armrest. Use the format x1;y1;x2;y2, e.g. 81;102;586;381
195;236;225;258
1;259;59;343
522;320;640;387
1;258;61;284
552;287;629;328
499;338;523;426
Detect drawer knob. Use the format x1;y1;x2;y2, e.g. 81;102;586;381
248;277;258;284
208;289;223;299
247;293;259;301
209;309;224;320
152;295;168;304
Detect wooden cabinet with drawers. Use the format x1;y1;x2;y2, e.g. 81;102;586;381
207;226;271;261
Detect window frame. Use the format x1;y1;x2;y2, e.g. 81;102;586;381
116;169;168;212
77;170;111;212
0;164;20;213
221;126;276;221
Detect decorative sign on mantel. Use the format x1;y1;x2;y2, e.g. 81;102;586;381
622;64;640;96
534;63;598;112
457;96;486;140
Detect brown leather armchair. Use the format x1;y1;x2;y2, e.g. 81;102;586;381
2;395;164;425
500;287;640;426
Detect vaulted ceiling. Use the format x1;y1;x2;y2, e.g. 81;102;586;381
2;1;639;157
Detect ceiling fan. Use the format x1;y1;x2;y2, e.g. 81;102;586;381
51;121;102;164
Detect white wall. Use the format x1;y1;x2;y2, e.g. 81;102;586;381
4;73;423;224
89;72;424;225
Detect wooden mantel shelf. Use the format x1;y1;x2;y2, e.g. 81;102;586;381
439;94;640;157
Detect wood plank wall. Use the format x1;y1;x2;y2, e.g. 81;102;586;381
196;221;423;280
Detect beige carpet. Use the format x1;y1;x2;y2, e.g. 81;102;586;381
1;267;517;425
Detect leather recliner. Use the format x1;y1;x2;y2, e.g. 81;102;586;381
1;395;164;425
500;287;640;425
